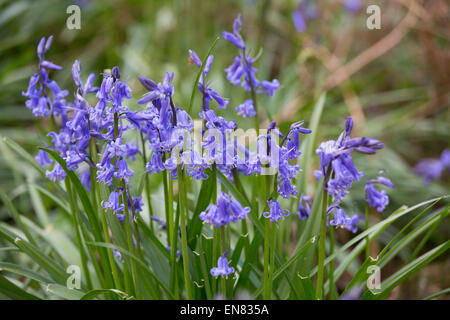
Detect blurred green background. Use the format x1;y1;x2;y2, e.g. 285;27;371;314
0;0;448;298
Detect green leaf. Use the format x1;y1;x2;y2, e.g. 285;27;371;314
13;237;68;283
46;283;84;300
0;262;53;284
0;187;37;246
87;241;175;300
80;289;131;300
2;137;45;176
371;241;450;300
424;288;450;300
0;273;40;300
253;236;317;298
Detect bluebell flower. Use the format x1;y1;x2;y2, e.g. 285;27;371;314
264;198;289;222
344;0;362;14
291;0;319;33
113;159;134;183
414;159;443;185
328;206;362;233
414;149;450;185
284;120;312;159
199;192;249;228
112;249;123;261
116;214;126;222
235;99;256;118
166;246;181;258
297;195;312;220
63;150;87;171
80;169;91;191
46;163;66;181
210;252;235;278
101;189;124;213
441;149;450;168
146;151;166;174
35;149;53;167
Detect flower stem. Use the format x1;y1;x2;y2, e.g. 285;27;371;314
315;189;328;300
220;226;227;298
263;217;270;299
365;203;370;259
140;132;154;231
177;165;193;299
328;222;335;299
267;221;276;299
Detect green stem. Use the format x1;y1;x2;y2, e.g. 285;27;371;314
315;189;328;300
177;166;193;299
263;217;271;299
122;180;139;298
140;132;154;231
328;223;335;299
365;204;370;259
220;226;227;298
267;221;276;299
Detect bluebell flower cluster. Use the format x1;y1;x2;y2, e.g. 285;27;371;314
24;14;390;286
223;14;280;114
314;117;386;232
23;36;68;118
261;121;311;199
296;195;312;220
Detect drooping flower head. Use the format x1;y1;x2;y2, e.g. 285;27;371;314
264;198;289;222
328;205;362;233
365;176;394;212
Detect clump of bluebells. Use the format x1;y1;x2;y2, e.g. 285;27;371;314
22;14;393;300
